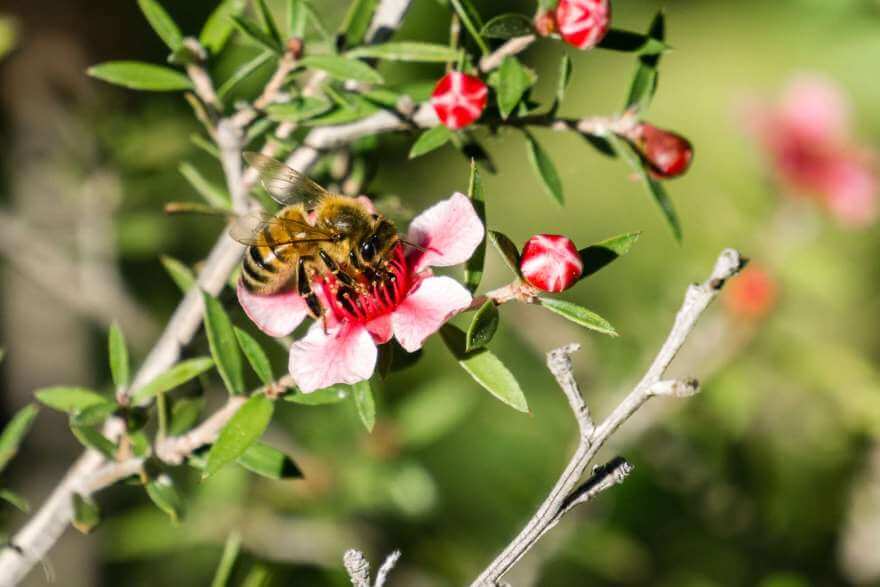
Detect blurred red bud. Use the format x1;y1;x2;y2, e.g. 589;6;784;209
723;265;778;321
519;234;584;293
631;123;694;179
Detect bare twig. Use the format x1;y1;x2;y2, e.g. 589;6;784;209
471;248;745;586
344;549;372;587
374;550;402;587
479;35;537;72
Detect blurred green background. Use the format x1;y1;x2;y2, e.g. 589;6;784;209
2;0;880;585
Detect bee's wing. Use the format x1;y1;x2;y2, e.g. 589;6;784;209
244;152;329;208
228;211;334;246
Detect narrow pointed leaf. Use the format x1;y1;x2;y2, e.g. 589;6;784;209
203;394;274;479
464;159;487;292
538;298;617;336
0;404;38;473
131;357;214;404
579;231;641;278
230;15;282;53
200;0;247;54
202;291;245;395
161;255;197;292
217;50;274;99
598;29;667;54
71;402;118;427
480;14;533;39
88;61;192;91
466;301;499;351
35;387;110;414
169;396;206;435
72;494;100;534
497;57;532;119
137;0;183;50
71;425;117;458
254;0;283;45
298;55;383;83
266;96;332;122
284;385;349;405
338;0;377;48
346;42;461;63
488;230;521;277
179;162;231;208
624;11;665;111
449;0;489;55
440;325;528;412
409;125;453;159
0;489;29;512
351;380;375;432
287;0;307;37
524;131;563;205
212;532;242;587
108;322;130;391
146;474;185;523
234;327;273;385
237;442;302;479
553;53;572;111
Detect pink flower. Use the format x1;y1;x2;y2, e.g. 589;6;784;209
430;72;488;130
744;74;878;227
519;234;584;293
555;0;611;50
238;193;484;392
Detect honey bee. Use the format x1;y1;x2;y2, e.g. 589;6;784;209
230;152;402;318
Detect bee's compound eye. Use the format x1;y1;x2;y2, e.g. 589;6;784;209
360;238;376;261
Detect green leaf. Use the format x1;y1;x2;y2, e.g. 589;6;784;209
497;57;532;119
464;159;487;292
137;0;183;50
161;255;197;292
202;291;245;395
35;387;110;414
352;380;375;432
146;474;185;523
108;322;130;392
72;494;100;534
449;0;489;55
179;162;231;208
71;425;117;458
579;231;641;279
409;125;453;159
338;0;377;48
200;0;246;54
624;11;665;112
71;402;118;427
217;50;274;99
298;55;383;83
598;28;667;54
203;394;274;479
234;327;273;385
191;133;221;158
553;53;572;112
284;385;349;405
347;42;461;63
131;357;215;404
466;301;499;351
212;532;242;587
304;95;379;126
266;96;332;122
0;489;29;512
88;61;193;92
524;131;563;205
286;0;307;38
488;230;521;277
538;298;617;336
237;442;302;479
480;13;533;39
230;15;283;53
0;404;39;473
169;396;206;435
254;0;284;46
440;325;527;412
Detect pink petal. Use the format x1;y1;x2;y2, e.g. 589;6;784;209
289;322;377;392
780;74;850;144
391;276;472;352
822;157;878;227
366;314;393;344
406;192;484;272
237;279;310;337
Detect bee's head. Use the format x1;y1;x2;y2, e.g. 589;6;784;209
358;217;399;264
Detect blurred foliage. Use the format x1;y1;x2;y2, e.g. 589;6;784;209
2;0;880;585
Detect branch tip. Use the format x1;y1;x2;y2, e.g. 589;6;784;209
649;377;700;398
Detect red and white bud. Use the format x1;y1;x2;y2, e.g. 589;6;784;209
630;123;694;179
723;265;778;321
519;234;584;293
430;72;488;130
534;9;557;37
555;0;611;50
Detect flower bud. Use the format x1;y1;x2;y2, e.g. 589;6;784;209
631;123;694;179
555;0;611;50
430;72;488;130
519;234;584;293
722;265;778;320
534;9;557;37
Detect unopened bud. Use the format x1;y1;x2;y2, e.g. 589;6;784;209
519;234;584;293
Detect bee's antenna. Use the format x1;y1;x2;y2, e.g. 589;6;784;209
399;238;428;252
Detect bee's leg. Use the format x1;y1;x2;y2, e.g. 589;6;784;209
297;257;322;319
318;249;358;288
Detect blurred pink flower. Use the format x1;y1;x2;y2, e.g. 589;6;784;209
744;74;878;227
238;193;484;392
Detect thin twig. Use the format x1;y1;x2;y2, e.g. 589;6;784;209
344;549;372;587
479;35;537;72
470;248;745;586
374;550;402;587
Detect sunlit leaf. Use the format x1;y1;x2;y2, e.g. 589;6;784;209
299;55;383;83
409;125;453;159
579;231;641;279
552;53;572;112
524;131;563;205
34;387;110;414
203;394;274;479
286;0;307;38
230;15;283;53
200;0;246;54
0;404;38;473
202;291;245;395
352;380;375;432
108;322;130;391
72;493;100;534
497;57;533;119
137;0;183;50
488;230;521;277
237;442;302;479
88;61;193;91
440;325;528;412
71;402;118;427
466;300;499;351
538;298;618;336
449;0;489;55
211;532;242;587
130;357;214;404
254;0;283;46
160;255;197;292
338;0;377;48
464;159;487;292
347;42;461;62
146;474;185;523
179;162;232;208
266;96;332;122
217;50;274;99
234;327;273;385
71;425;117;458
480;13;533;39
0;489;28;512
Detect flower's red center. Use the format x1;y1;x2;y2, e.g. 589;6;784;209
316;244;412;326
